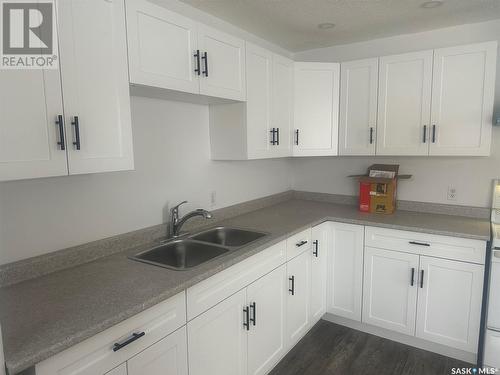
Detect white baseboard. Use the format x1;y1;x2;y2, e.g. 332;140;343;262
322;313;477;364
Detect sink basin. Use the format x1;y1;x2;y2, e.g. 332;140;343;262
130;240;229;270
191;227;267;247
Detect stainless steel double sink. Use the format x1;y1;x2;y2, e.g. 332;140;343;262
129;227;268;271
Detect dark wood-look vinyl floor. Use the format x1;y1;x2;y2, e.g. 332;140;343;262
270;320;472;375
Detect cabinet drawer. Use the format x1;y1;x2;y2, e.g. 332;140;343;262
365;226;486;264
286;228;312;260
187;240;286;320
36;292;186;375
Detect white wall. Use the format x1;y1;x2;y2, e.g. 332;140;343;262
0;97;292;265
293;20;500;208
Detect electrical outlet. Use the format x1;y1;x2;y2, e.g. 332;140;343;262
447;185;457;201
210;191;217;206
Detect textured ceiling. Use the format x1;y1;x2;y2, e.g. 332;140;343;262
180;0;500;52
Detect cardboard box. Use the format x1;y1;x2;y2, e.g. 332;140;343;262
349;164;411;215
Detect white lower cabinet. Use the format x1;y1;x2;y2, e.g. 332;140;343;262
415;256;484;352
362;247;419;335
188;289;248;375
35;292;186;375
34;224;486;375
310;223;329;324
247;265;287;375
188;264;288;375
327;223;364;321
286;251;311;347
362;231;485;354
127;327;188;375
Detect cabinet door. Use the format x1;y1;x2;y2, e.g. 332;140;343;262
0;69;68;181
128;327;188;375
188;289;247;375
105;363;127;375
310;223;329;324
416;256;484;352
246;42;272;159
429;42;496;156
286;250;311;347
362;247;419;335
293;62;339;157
198;25;246;101
377;51;433;155
272;54;293;157
339;58;378;155
126;0;199;94
247;265;287;375
327;223;364;322
58;0;134;175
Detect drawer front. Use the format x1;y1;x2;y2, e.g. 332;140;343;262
36;292;186;375
365;226;486;264
286;228;312;260
187;240;287;320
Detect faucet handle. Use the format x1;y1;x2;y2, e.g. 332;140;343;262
171;200;188;213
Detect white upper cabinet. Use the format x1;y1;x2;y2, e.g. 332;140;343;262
126;1;245;101
376;50;433;156
246;43;273;158
293;62;340;157
272;55;293;157
209;45;292;160
198;25;246;101
429;42;497;156
0;0;133;181
126;0;199;94
58;0;133;175
339;58;378;155
0;69;68;181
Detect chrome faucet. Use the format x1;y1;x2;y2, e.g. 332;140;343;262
168;201;212;238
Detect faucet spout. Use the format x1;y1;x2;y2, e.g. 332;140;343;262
168;201;212;238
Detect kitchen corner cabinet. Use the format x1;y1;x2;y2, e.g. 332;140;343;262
429;42;497;156
293;62;340;157
127;0;245;101
209;43;292;160
376;50;433;156
0;0;133;181
327;223;364;321
339;58;378;155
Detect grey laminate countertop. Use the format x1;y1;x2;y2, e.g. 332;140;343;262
0;199;491;374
